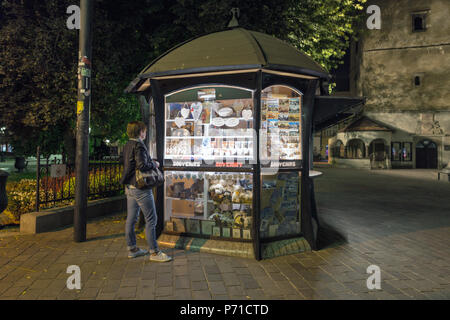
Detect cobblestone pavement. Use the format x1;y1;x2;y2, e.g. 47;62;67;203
0;168;449;300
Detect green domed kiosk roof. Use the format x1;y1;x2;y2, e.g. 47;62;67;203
126;27;329;93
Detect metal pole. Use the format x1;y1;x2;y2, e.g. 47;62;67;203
74;0;93;242
36;146;40;212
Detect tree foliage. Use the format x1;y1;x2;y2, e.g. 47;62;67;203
0;0;366;157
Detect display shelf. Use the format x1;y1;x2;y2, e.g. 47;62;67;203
166;196;204;202
166;117;253;122
166;136;253;139
164;155;252;160
171;215;204;220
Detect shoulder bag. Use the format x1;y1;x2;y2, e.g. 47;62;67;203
134;141;164;189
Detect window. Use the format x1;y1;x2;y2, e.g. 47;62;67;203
392;142;412;161
391;142;401;161
402;143;412;161
414;75;421;86
260;172;301;239
346;139;365;159
412;12;427;32
164;85;254;164
333;140;344;158
260;85;302;161
164;171;254;240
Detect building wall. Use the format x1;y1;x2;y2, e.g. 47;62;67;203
322;0;450;169
359;0;450;111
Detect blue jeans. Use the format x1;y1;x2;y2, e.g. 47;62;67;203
125;186;159;253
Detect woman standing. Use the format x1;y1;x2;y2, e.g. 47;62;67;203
120;121;172;262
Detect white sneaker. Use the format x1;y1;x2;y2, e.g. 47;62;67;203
128;248;148;258
149;251;172;262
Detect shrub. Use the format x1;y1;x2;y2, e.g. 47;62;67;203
3;166;124;224
4;179;57;223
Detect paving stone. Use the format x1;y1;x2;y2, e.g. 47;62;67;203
173;288;192;300
208;281;227;295
1;286;28;298
245;288;267;299
154;286;172;297
17;288;41;300
238;275;260;290
79;287;100;299
29;279;53;290
115;286;137;299
120;278;139;287
175;276;190;289
190;269;206;282
268;272;287;281
191;280;208;291
192;290;212;300
156;273;172;287
204;265;220;274
222;273;241;286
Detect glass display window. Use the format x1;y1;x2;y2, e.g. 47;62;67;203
261;85;302;161
164;171;253;240
164;86;255;165
260;171;301;239
391;142;401;161
402;142;412;161
392;142;412;162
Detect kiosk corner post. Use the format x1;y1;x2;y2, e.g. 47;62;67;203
74;0;93;243
150;79;165;237
253;70;262;260
300;79;318;251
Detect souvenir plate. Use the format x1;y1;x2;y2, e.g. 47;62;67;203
211;117;225;127
217;107;233;117
225;118;239;127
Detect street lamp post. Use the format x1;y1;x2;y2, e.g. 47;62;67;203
74;0;93;242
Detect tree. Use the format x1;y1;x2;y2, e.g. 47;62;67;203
0;0;152;159
0;0;366;159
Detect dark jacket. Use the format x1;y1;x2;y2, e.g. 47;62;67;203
120;139;157;187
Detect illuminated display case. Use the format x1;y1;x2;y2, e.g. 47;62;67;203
161;84;303;247
261;86;302;161
164;170;253;240
260;172;301;239
164;86;255;166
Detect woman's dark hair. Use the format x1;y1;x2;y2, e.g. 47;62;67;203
127;121;147;139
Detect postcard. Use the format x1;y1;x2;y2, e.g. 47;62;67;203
201;220;215;236
186;219;200;234
212;226;221;237
222;227;231;238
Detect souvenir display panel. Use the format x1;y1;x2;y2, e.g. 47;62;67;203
260;172;301;238
164;86;254;164
164;171;253;240
261;86;302;161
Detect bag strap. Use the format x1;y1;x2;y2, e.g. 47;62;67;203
132;139;154;170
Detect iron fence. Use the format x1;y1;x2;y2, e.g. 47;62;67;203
36;153;124;211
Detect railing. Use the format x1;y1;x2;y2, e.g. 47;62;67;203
36;154;124;211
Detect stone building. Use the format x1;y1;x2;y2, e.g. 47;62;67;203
317;0;450;169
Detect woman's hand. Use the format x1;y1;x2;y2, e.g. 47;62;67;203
154;161;160;168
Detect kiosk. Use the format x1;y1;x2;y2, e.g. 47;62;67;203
126;27;363;259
